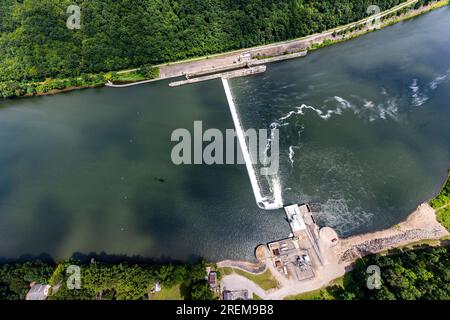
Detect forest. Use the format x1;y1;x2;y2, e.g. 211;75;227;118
0;0;442;98
290;245;450;300
1;245;448;300
329;246;450;300
0;259;215;300
0;0;412;85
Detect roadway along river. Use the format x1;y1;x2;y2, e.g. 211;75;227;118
0;7;449;262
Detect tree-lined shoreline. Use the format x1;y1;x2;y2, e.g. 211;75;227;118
1;174;449;300
0;0;447;99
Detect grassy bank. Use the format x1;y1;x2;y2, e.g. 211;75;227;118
151;284;182;300
218;267;279;291
430;172;450;231
0;66;160;99
114;72;147;83
285;277;344;300
0;74;107;99
436;207;450;231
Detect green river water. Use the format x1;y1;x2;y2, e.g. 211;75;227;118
0;7;449;261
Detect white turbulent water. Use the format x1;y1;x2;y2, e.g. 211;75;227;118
288;146;295;167
315;199;374;233
270;67;450;127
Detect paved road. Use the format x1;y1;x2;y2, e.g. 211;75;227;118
221;274;270;300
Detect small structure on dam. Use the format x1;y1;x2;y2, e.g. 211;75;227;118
266;204;338;282
284;204;324;266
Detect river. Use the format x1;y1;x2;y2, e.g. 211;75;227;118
0;7;449;261
231;6;450;236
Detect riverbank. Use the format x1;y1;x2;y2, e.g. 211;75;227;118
1;198;448;300
219;202;449;300
108;0;447;88
308;0;450;52
430;172;450;230
1;0;448;99
337;203;449;264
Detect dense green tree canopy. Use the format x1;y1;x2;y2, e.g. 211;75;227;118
1;247;448;300
1;259;214;300
0;0;409;83
0;261;53;300
328;246;450;300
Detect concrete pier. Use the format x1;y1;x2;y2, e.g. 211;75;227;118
169;66;266;87
248;51;308;67
186;62;248;78
284;204;324;265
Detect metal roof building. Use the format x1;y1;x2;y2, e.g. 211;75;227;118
26;284;51;300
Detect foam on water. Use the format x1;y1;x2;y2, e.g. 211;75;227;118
269;176;284;208
275;92;401;125
225;9;450;242
315;198;374;235
410;78;429;107
288;146;295;167
429;68;450;90
407;70;450;107
277;103;339;122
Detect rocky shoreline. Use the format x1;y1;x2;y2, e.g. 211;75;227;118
337;203;449;265
219;202;449;300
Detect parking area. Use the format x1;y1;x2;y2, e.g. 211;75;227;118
268;238;315;281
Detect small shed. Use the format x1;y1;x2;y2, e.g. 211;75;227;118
208;271;217;289
223;289;249;300
26;284;51;300
151;282;161;293
238;52;252;62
